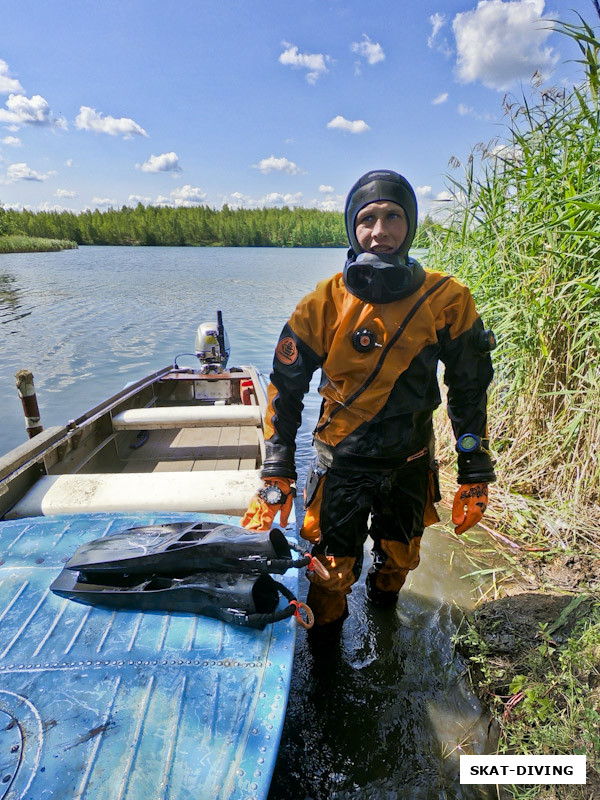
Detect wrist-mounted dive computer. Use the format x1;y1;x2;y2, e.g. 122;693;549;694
456;433;482;454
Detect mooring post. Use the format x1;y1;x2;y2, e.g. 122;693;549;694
15;369;43;438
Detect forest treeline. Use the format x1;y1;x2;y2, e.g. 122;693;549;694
0;203;434;248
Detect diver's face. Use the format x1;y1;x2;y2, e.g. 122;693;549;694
354;201;408;254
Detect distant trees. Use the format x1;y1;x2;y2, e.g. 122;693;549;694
0;203;435;249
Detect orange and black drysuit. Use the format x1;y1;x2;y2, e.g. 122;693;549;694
261;170;496;627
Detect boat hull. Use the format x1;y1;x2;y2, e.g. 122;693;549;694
0;511;296;800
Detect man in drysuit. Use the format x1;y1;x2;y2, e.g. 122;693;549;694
242;169;496;641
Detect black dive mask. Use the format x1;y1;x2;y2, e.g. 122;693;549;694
343;252;425;304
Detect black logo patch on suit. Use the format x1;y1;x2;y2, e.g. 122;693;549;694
352;328;377;353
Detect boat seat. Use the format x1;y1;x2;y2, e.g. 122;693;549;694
6;470;261;519
111;405;261;431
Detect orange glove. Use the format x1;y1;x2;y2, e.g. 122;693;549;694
241;478;294;531
452;483;488;535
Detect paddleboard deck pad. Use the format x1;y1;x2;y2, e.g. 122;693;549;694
0;511;297;800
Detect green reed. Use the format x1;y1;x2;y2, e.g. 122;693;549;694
429;14;600;545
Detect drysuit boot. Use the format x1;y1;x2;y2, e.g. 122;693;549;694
306;600;349;647
365;570;400;608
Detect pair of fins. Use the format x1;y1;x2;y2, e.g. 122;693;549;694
51;521;315;629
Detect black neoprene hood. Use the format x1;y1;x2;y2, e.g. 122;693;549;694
344;169;418;260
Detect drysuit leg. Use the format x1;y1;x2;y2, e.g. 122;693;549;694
304;468;374;627
367;460;430;601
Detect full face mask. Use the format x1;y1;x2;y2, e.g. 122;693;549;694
343;170;424;303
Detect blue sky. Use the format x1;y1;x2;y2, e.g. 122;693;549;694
0;0;596;219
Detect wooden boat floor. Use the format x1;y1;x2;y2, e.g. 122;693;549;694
118;425;260;474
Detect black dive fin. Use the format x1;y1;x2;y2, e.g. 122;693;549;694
64;522;305;576
50;567;300;630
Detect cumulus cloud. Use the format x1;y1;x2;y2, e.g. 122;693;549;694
253;155;301;175
351;35;385;65
75;106;147;138
319;184;335;193
223;191;303;209
416;185;435;200
0;60;24;95
137;152;181;173
154;185;207;207
7;162;57;182
0;94;66;129
1;135;21;146
432;92;449;105
453;0;559;90
91;197;117;208
279;43;331;84
326;115;370;134
128;194;153;205
55;188;77;198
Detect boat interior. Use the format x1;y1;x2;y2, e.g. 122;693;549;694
0;366;266;520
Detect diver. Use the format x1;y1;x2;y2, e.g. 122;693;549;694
242;169;496;643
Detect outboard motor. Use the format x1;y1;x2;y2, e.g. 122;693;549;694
195;310;230;371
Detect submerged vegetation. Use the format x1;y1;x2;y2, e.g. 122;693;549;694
431;10;600;793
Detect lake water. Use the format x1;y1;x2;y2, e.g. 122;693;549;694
0;246;494;799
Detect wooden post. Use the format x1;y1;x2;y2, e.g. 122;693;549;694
15;369;43;438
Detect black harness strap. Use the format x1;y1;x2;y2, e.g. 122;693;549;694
314;276;451;435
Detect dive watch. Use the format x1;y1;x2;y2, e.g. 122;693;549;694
258;484;287;505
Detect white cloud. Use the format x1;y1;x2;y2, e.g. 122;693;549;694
7;162;57;182
55;188;77;198
457;102;496;121
154;185;207;207
0;60;24;95
75;106;147;138
128;194;152;205
253;155;301;175
169;185;206;205
137;152;181;173
351;35;385;65
0;94;66;129
222;191;303;208
279;43;331;84
326;115;370;134
432;92;449;105
91;197;117;208
453;0;559;90
416;185;435;200
65;158;73;167
1;135;21;146
428;13;447;48
319;184;335;193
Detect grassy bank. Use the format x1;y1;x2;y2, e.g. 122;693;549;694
428;10;600;795
0;235;78;254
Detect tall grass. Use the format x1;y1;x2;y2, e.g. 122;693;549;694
429;13;600;547
0;235;78;254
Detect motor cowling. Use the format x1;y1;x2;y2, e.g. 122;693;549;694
195;318;230;368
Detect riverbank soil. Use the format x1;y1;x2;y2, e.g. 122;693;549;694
454;539;600;799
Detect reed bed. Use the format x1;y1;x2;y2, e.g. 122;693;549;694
430;14;600;552
0;235;78;253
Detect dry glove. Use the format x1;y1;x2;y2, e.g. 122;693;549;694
241;478;294;531
452;483;488;535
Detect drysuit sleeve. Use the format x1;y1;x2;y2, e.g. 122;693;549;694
261;290;329;479
438;288;496;484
